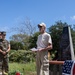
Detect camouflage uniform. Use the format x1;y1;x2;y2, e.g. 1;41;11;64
0;32;3;72
0;32;10;73
2;39;10;73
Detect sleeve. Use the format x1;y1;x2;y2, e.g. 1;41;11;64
6;40;10;47
36;35;39;45
48;34;52;44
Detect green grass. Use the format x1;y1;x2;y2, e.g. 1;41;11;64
9;62;36;75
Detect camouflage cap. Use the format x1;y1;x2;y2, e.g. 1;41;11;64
1;31;6;36
0;31;1;35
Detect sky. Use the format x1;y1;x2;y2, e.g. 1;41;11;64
0;0;75;40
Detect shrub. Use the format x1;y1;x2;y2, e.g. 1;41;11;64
9;50;36;63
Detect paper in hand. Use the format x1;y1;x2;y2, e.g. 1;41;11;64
30;48;38;51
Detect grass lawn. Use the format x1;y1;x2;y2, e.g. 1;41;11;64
9;62;36;75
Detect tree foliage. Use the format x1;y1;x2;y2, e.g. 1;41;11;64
10;18;37;50
10;34;29;50
9;50;36;63
10;41;24;50
28;32;40;48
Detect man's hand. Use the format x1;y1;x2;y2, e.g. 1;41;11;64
38;48;44;51
2;51;6;55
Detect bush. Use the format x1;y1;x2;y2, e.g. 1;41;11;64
9;50;36;63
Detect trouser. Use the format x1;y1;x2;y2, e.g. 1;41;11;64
2;57;9;73
36;51;49;75
0;54;9;73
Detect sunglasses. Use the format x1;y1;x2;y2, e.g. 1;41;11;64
38;26;42;28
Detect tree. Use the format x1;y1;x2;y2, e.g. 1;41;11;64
28;32;40;48
10;34;29;50
13;18;36;36
10;40;24;50
10;18;37;50
10;34;28;42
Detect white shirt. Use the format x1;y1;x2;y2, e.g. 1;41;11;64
36;32;52;49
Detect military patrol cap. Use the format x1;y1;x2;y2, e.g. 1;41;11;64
0;31;2;35
1;31;6;36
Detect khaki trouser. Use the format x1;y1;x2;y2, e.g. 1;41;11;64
36;51;49;75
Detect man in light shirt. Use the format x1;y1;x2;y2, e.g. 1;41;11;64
36;22;52;75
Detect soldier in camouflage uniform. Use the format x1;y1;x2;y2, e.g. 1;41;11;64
0;31;10;75
0;31;3;73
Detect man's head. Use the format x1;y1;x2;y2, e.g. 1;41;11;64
38;22;46;33
2;31;6;35
1;31;6;40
